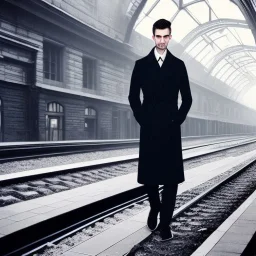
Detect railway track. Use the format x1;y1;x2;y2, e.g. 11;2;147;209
0;134;254;163
125;160;256;255
1;138;256;255
1;137;256;208
6;147;256;256
0;139;139;163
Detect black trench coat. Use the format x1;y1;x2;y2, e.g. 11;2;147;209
128;46;193;185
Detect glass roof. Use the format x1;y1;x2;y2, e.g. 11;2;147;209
133;0;256;107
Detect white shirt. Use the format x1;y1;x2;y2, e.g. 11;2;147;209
154;47;167;67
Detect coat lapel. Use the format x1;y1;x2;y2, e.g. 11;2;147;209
146;46;176;86
146;46;174;72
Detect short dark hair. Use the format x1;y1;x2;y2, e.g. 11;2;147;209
152;19;171;36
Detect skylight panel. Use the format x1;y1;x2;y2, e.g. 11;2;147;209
172;9;198;42
207;0;245;20
186;1;210;24
230;27;255;46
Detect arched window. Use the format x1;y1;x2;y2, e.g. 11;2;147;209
46;102;64;141
85;107;96;116
47;102;64;113
84;107;97;139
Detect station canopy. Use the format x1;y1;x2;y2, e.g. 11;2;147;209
129;0;256;109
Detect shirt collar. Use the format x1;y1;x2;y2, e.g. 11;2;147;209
154;47;167;62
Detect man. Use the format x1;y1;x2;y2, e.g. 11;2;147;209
128;19;192;241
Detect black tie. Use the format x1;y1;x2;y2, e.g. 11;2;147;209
158;57;162;62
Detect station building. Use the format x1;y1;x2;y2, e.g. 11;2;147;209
0;0;256;142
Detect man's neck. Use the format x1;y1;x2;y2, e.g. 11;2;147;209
156;47;166;55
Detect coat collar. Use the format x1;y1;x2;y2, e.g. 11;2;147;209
154;47;167;62
147;46;174;70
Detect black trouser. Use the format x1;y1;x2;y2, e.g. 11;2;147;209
145;184;178;229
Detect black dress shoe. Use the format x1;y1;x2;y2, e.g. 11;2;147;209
159;228;173;242
147;208;159;231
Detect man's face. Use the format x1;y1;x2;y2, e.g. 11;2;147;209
152;28;172;50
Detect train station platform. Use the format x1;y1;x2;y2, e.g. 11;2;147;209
191;189;256;256
0;134;254;177
0;134;250;147
0;147;256;255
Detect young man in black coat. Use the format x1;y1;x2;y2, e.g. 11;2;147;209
128;19;192;241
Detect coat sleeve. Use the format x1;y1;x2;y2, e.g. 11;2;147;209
176;61;193;125
128;60;142;125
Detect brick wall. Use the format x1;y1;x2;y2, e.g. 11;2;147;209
0;83;29;141
42;0;130;41
65;47;83;89
38;91;115;140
